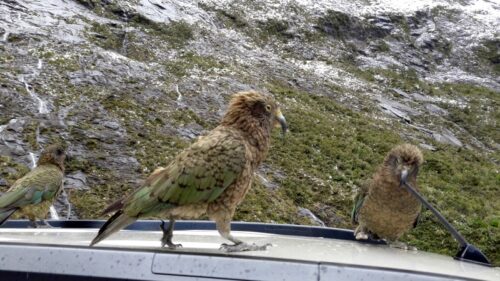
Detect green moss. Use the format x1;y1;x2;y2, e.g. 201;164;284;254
124;39;155;61
132;18;194;48
431;83;499;148
347;66;432;93
86;22;123;51
404;147;500;264
431;5;462;21
316;10;352;38
235;180;310;224
0;156;30;188
47;55;81;72
170;108;209;128
22;121;39;150
230;81;500;265
260;82;402;226
164;52;225;77
476;39;500;74
258;19;292;42
373;40;390;52
215;9;248;28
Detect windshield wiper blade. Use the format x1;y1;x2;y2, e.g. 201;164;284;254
401;179;491;266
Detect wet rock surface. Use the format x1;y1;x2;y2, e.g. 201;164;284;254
0;0;499;264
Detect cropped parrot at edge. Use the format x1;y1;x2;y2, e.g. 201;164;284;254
352;143;424;249
0;144;66;227
90;91;287;252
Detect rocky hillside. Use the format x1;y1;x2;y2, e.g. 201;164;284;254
0;0;498;264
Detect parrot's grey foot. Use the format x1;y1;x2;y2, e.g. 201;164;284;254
162;240;183;249
389;241;414;250
160;219;181;249
355;231;369;240
160;235;183;249
219;242;272;252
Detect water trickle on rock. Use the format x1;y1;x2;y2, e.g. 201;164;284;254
1;31;8;42
28;152;37;169
21;77;50;115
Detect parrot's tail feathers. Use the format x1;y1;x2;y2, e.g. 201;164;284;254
90;210;136;246
0;208;17;226
101;199;124;216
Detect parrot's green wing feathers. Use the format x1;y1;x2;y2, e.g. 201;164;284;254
124;133;247;217
351;181;369;224
0;165;63;210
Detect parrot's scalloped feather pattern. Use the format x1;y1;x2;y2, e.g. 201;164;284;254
352;144;423;241
91;91;282;247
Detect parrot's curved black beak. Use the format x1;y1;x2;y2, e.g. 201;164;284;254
400;169;409;187
275;108;287;138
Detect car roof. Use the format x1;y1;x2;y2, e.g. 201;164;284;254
0;220;498;281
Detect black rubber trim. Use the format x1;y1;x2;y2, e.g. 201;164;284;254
1;219;386;245
0;271;128;281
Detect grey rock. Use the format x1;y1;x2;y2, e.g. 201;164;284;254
432;129;463;147
67;70;106;85
378;96;420;123
392;88;411;99
65;171;88;190
6;118;26;133
425;103;448;116
256;173;279;190
298;207;326;227
412;92;433;102
177;124;204;140
419;143;437;151
103;121;121;130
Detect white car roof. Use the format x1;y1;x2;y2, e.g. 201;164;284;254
0;224;498;281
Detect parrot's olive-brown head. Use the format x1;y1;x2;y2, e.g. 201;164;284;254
222;91;287;137
38;144;66;171
384;144;423;184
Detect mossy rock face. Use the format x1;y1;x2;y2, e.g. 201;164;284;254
316;10;390;40
233;82;499;265
1;0;499;267
164;52;225;77
476;39;500;75
0;156;30;188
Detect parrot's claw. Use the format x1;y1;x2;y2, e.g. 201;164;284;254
355;231;369;240
219;242;272;252
161;240;183;249
160;236;183;249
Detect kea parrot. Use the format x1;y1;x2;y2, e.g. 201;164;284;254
352;143;424;249
0;144;66;227
90;91;287;252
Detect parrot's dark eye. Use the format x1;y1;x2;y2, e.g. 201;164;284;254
265;104;272;112
56;148;63;155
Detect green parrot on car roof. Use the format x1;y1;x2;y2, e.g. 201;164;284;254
90;91;287;252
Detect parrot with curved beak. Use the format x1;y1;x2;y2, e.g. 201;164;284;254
91;91;287;252
352;143;423;249
0;144;66;227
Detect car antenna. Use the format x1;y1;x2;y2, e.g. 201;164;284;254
400;177;491;266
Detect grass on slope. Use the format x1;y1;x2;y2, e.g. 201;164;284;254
236;82;499;265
